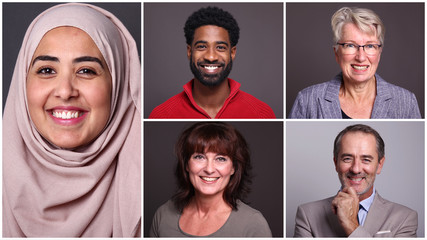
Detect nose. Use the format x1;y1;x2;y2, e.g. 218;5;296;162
204;159;215;174
350;159;361;174
204;46;219;62
54;72;78;100
355;46;367;61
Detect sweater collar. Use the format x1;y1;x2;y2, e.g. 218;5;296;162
182;78;241;118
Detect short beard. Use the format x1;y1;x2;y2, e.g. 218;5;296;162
190;54;233;87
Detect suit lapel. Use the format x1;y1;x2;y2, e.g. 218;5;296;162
362;192;388;235
320;78;342;118
371;75;392;118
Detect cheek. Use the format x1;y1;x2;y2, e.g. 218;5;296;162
339;55;354;65
368;55;380;65
26;78;50;112
221;163;234;176
192;52;201;63
336;164;349;175
187;161;200;175
83;80;111;117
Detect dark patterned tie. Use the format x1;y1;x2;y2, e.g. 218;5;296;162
357;204;363;224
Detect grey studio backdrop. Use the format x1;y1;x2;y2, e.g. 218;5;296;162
144;3;283;118
144;121;283;237
286;121;425;237
286;3;424;118
2;2;141;111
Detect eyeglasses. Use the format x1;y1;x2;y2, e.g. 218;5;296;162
336;42;382;55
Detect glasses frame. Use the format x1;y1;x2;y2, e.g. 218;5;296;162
336;42;382;55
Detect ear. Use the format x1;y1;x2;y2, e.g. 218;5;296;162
187;45;191;60
230;46;237;61
376;157;385;174
231;166;235;175
333;157;338;172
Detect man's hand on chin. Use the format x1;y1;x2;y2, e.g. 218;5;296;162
331;187;360;236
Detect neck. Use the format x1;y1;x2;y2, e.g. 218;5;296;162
191;193;230;217
358;187;374;202
340;76;376;103
192;78;230;118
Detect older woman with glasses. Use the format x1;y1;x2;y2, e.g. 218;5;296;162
289;7;421;119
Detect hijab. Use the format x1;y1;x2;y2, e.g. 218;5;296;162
3;3;141;237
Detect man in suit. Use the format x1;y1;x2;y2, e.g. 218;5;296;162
294;124;418;237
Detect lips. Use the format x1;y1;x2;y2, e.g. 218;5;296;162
347;175;365;185
52;110;84;119
47;107;88;125
200;176;220;182
351;64;369;71
200;64;222;74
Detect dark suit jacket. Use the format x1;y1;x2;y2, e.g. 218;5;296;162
294;192;417;237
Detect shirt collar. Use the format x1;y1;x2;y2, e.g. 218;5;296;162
337;186;375;211
359;186;375;211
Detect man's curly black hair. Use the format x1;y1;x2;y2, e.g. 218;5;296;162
184;6;240;47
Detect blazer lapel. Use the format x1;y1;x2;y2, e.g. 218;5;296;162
320;78;342;118
371;75;392;118
362;192;388;235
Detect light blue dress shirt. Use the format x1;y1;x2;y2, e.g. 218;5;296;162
358;187;376;226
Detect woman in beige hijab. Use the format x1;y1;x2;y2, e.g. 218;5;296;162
3;3;141;237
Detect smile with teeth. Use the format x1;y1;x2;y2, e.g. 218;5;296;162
203;65;219;70
352;65;369;70
200;176;220;182
52;110;84;120
348;176;365;183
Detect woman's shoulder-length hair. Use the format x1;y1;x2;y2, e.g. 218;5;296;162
172;122;252;211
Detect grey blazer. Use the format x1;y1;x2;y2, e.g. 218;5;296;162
289;73;421;119
294;192;418;237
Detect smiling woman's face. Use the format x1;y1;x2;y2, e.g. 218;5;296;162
334;23;382;84
26;26;112;149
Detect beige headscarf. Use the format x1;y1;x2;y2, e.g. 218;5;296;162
3;3;141;237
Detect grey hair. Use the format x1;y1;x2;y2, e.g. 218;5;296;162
331;7;385;49
333;124;385;162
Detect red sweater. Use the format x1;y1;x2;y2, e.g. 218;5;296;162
149;78;276;119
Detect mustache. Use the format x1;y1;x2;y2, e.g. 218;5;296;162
197;60;225;67
346;173;367;178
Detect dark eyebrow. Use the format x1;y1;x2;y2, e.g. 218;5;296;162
73;56;104;69
32;55;59;66
216;41;229;46
31;55;104;69
340;153;353;158
193;40;229;47
194;40;207;45
340;153;374;159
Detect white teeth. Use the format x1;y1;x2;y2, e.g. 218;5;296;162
201;177;219;182
351;178;363;181
352;65;368;70
52;110;81;119
204;66;218;70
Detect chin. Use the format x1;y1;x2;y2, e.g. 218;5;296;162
47;135;87;149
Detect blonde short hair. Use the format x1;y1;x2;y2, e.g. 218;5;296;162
331;7;385;47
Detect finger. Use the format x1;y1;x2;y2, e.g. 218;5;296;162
331;200;338;215
331;204;337;215
347;187;358;198
336;190;348;199
342;186;351;194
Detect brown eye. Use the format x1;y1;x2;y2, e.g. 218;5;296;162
37;67;56;75
78;68;97;75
